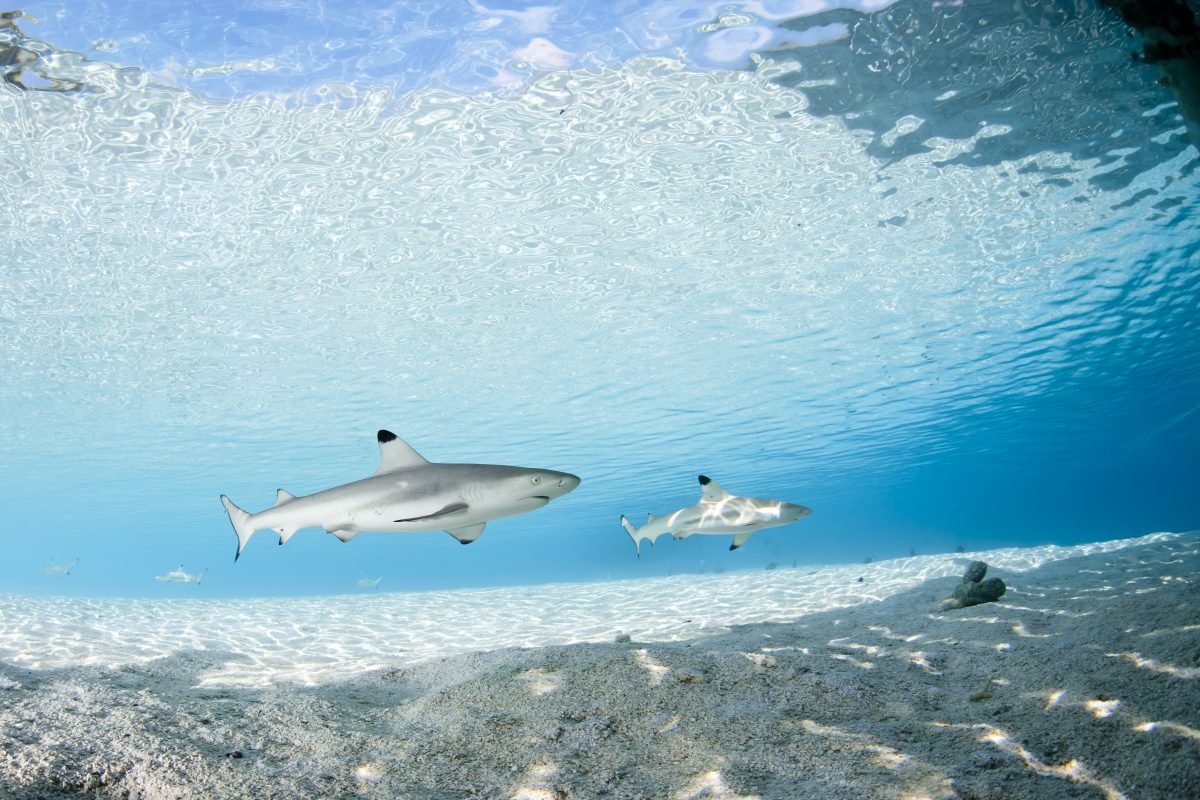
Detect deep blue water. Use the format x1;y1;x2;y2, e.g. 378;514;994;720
2;0;1198;598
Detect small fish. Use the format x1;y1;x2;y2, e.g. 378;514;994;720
155;565;207;584
42;558;79;576
620;476;811;555
357;575;383;590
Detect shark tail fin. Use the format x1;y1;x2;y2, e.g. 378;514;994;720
621;515;650;557
221;496;256;562
196;568;208;585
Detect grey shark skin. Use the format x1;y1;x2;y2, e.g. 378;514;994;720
155;565;207;584
221;430;581;560
42;558;79;576
620;475;811;555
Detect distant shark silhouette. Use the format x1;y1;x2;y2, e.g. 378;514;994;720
620;476;811;555
42;558;78;576
357;575;383;590
221;430;581;560
155;565;207;584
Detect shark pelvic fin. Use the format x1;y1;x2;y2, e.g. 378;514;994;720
446;522;486;544
395;502;468;523
275;489;297;506
329;529;360;543
698;475;732;503
729;531;754;551
222;495;256;562
374;430;430;476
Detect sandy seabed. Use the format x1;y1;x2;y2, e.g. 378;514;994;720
0;532;1197;799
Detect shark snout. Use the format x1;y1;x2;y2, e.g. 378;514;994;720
782;502;812;521
547;471;581;497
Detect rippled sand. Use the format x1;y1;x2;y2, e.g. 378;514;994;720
0;532;1176;688
2;531;1197;799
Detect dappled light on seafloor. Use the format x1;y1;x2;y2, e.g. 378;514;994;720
931;722;1128;800
1105;651;1200;679
633;648;669;686
519;667;562;696
673;770;760;800
511;762;560;800
799;720;955;800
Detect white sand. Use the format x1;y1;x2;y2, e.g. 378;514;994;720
0;531;1197;799
0;532;1177;688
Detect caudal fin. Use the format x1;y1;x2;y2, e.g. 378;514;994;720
621;514;660;557
221;496;256;562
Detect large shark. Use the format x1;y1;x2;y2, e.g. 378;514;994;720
620;475;811;555
221;430;581;560
155;565;208;584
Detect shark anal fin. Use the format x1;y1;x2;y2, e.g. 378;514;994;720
374;430;431;475
395;502;469;523
446;522;486;544
329;529;360;543
730;531;754;550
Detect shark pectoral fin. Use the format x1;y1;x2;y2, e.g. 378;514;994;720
329;529;360;543
446;522;486;544
730;531;754;551
395;502;469;523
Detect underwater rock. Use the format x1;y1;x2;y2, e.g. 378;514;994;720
962;560;988;584
935;561;1007;611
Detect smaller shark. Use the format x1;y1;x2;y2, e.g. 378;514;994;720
42;558;79;576
620;475;811;555
155;565;208;585
357;575;383;590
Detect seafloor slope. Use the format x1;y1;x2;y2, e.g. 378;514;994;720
1;533;1197;799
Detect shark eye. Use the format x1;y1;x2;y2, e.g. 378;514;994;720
531;476;541;485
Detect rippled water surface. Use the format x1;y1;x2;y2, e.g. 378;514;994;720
1;0;1197;597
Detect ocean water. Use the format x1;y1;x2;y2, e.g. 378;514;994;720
1;0;1198;603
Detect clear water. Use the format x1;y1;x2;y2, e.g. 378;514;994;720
2;0;1197;599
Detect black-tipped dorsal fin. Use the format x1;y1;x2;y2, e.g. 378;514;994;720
698;475;732;503
275;489;296;506
374;430;430;475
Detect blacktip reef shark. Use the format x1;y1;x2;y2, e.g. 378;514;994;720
620;475;811;555
155;565;208;584
221;430;581;560
41;558;79;576
357;575;383;590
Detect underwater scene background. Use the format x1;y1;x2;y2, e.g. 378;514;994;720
1;0;1198;599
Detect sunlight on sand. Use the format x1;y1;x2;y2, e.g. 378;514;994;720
0;532;1180;688
933;722;1128;800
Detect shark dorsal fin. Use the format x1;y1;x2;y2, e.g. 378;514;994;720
698;475;732;503
275;489;296;506
374;430;430;475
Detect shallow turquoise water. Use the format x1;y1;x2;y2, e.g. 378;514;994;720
1;1;1197;598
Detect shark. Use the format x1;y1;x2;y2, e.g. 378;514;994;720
42;558;79;576
155;565;208;584
357;575;383;590
620;475;811;555
221;430;581;560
